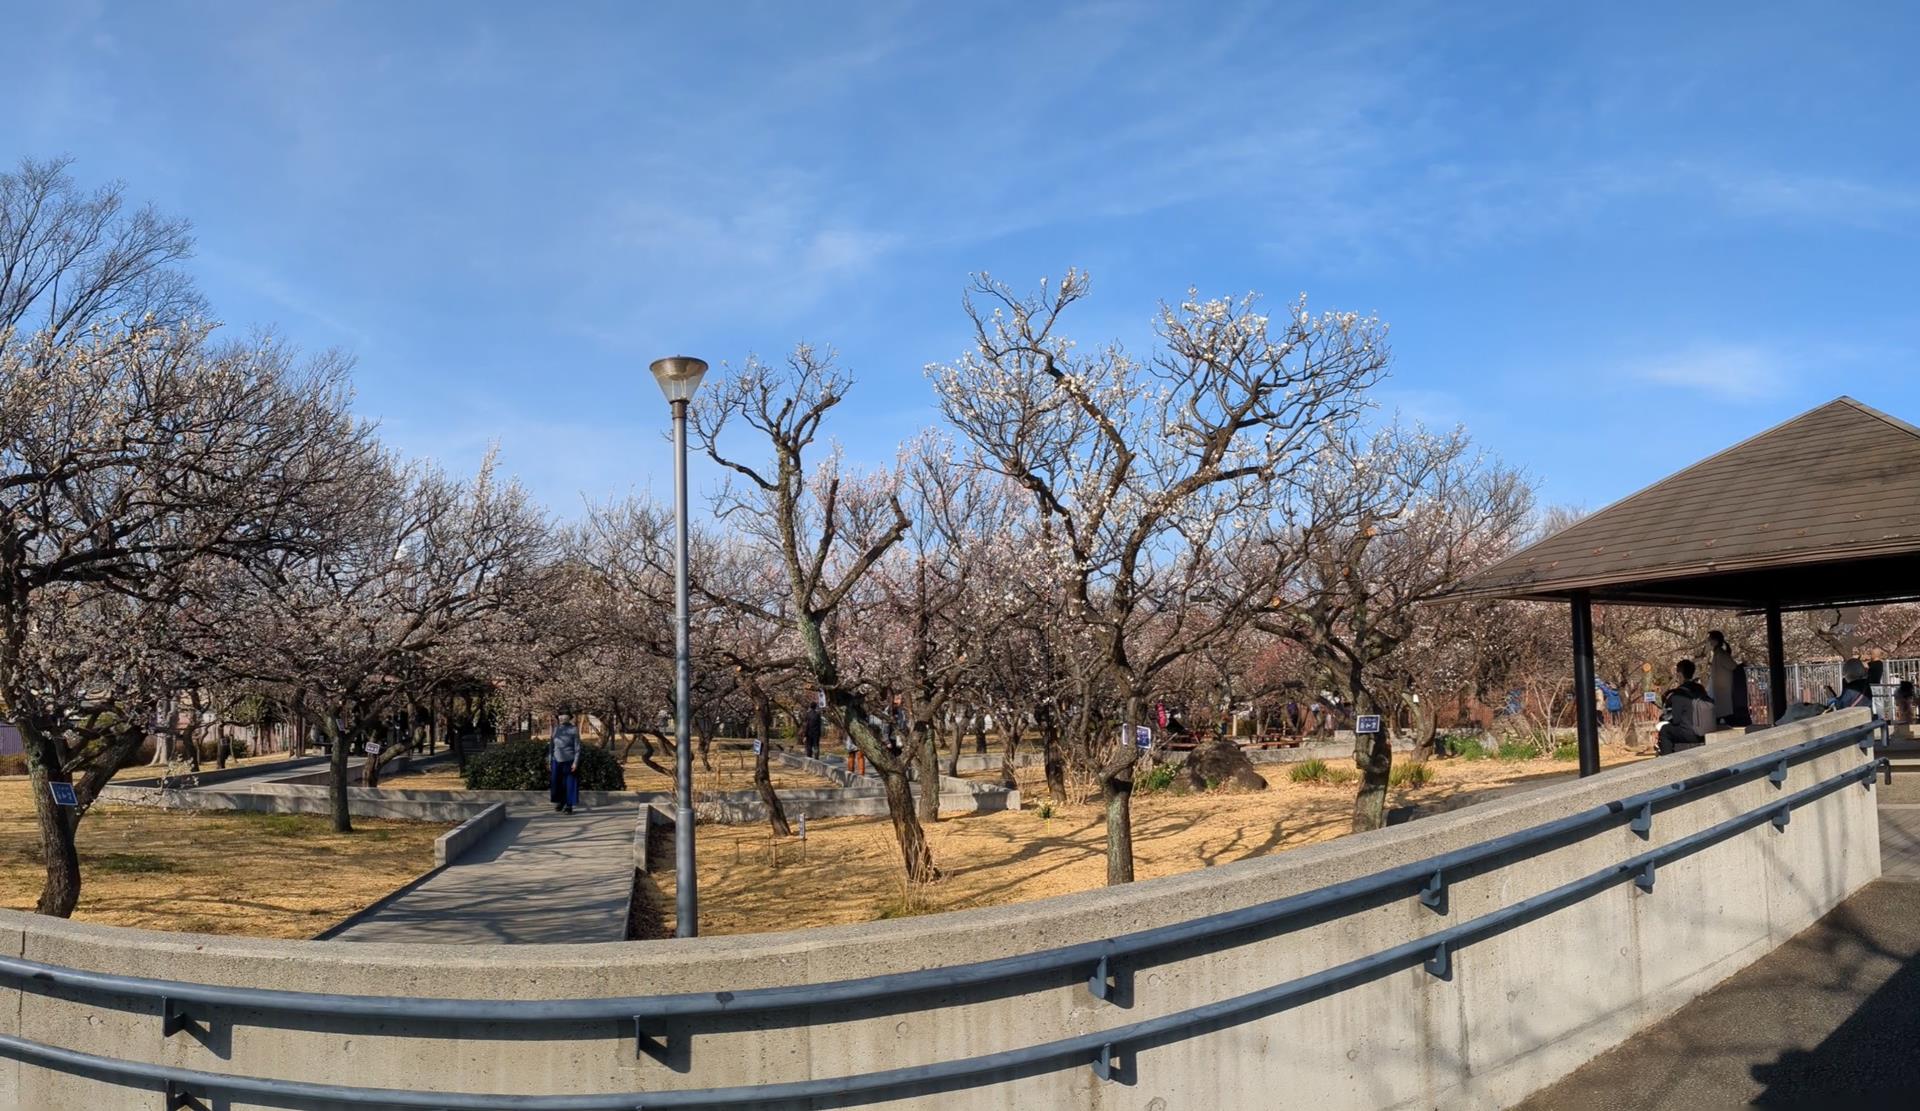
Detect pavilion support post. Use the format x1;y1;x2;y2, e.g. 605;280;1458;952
1571;591;1601;777
1766;602;1787;724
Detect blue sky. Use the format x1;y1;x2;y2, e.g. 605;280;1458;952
5;1;1916;518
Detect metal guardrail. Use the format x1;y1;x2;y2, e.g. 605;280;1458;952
0;721;1885;1109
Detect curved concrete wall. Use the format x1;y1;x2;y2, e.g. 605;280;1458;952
0;711;1879;1110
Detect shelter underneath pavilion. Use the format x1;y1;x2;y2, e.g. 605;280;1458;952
1447;396;1920;775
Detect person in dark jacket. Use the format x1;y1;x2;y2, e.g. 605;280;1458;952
549;712;581;814
802;704;823;760
1657;659;1712;755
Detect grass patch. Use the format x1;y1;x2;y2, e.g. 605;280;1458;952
242;812;314;837
1496;740;1538;762
1551;742;1580;761
1290;758;1332;783
1389;762;1433;788
88;853;180;875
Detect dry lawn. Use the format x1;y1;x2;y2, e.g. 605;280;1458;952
661;746;1649;936
0;780;446;938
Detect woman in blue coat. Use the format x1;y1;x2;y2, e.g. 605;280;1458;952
549;712;581;814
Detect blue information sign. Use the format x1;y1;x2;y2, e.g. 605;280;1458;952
1135;725;1153;750
1355;714;1383;735
49;782;77;808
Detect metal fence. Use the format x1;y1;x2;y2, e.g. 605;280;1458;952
0;722;1888;1109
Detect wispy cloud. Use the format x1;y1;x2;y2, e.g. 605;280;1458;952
1626;343;1790;402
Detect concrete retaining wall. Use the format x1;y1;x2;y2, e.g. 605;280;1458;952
0;711;1880;1110
433;802;506;868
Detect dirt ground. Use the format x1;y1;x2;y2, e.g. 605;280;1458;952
0;780;446;937
660;746;1649;936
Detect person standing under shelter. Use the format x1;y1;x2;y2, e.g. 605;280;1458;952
1706;631;1738;727
549;711;581;814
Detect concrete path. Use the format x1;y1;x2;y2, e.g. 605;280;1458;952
323;797;640;944
1518;800;1920;1109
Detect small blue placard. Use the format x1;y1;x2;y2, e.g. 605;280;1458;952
49;782;77;807
1356;715;1383;735
1135;726;1153;750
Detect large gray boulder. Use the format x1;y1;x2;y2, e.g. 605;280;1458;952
1183;737;1269;792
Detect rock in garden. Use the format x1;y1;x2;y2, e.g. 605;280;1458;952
1184;737;1269;792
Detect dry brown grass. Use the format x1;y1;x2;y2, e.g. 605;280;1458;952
663;746;1649;936
0;780;446;938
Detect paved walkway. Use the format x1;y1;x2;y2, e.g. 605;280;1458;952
324;797;640;944
1519;800;1920;1109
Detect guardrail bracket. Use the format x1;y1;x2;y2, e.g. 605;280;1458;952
1086;955;1113;1002
1635;861;1656;893
1092;1042;1116;1082
633;1018;671;1064
1629;802;1652;839
1772;808;1791;832
1418;870;1447;914
1424;942;1451;981
1768;760;1788;788
160;995;196;1039
165;1080;208;1111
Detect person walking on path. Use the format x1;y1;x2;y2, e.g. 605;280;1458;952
803;703;823;760
550;711;581;814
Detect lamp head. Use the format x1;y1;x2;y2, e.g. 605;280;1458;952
649;356;709;404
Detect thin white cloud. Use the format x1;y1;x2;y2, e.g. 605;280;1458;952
1627;344;1789;402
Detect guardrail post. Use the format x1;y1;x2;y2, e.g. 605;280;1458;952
165;1080;208;1111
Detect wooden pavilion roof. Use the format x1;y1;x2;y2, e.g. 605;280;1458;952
1447;397;1920;609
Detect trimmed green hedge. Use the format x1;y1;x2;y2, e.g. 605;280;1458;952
462;740;626;792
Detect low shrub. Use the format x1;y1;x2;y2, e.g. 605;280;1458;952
1550;741;1580;762
1389;762;1433;788
1135;763;1179;793
462;740;626;792
1443;734;1488;760
1496;740;1537;762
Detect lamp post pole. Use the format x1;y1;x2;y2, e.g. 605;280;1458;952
650;356;708;939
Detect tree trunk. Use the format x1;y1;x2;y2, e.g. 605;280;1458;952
1102;695;1143;885
944;713;963;778
752;696;790;837
696;721;714;773
19;717;82;916
1039;702;1067;805
917;718;940;823
974;713;988;755
1351;666;1391;832
1000;714;1020;791
880;763;937;882
321;715;352;833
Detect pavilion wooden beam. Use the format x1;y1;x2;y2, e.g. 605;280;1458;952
1571;591;1600;777
1765;602;1787;723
